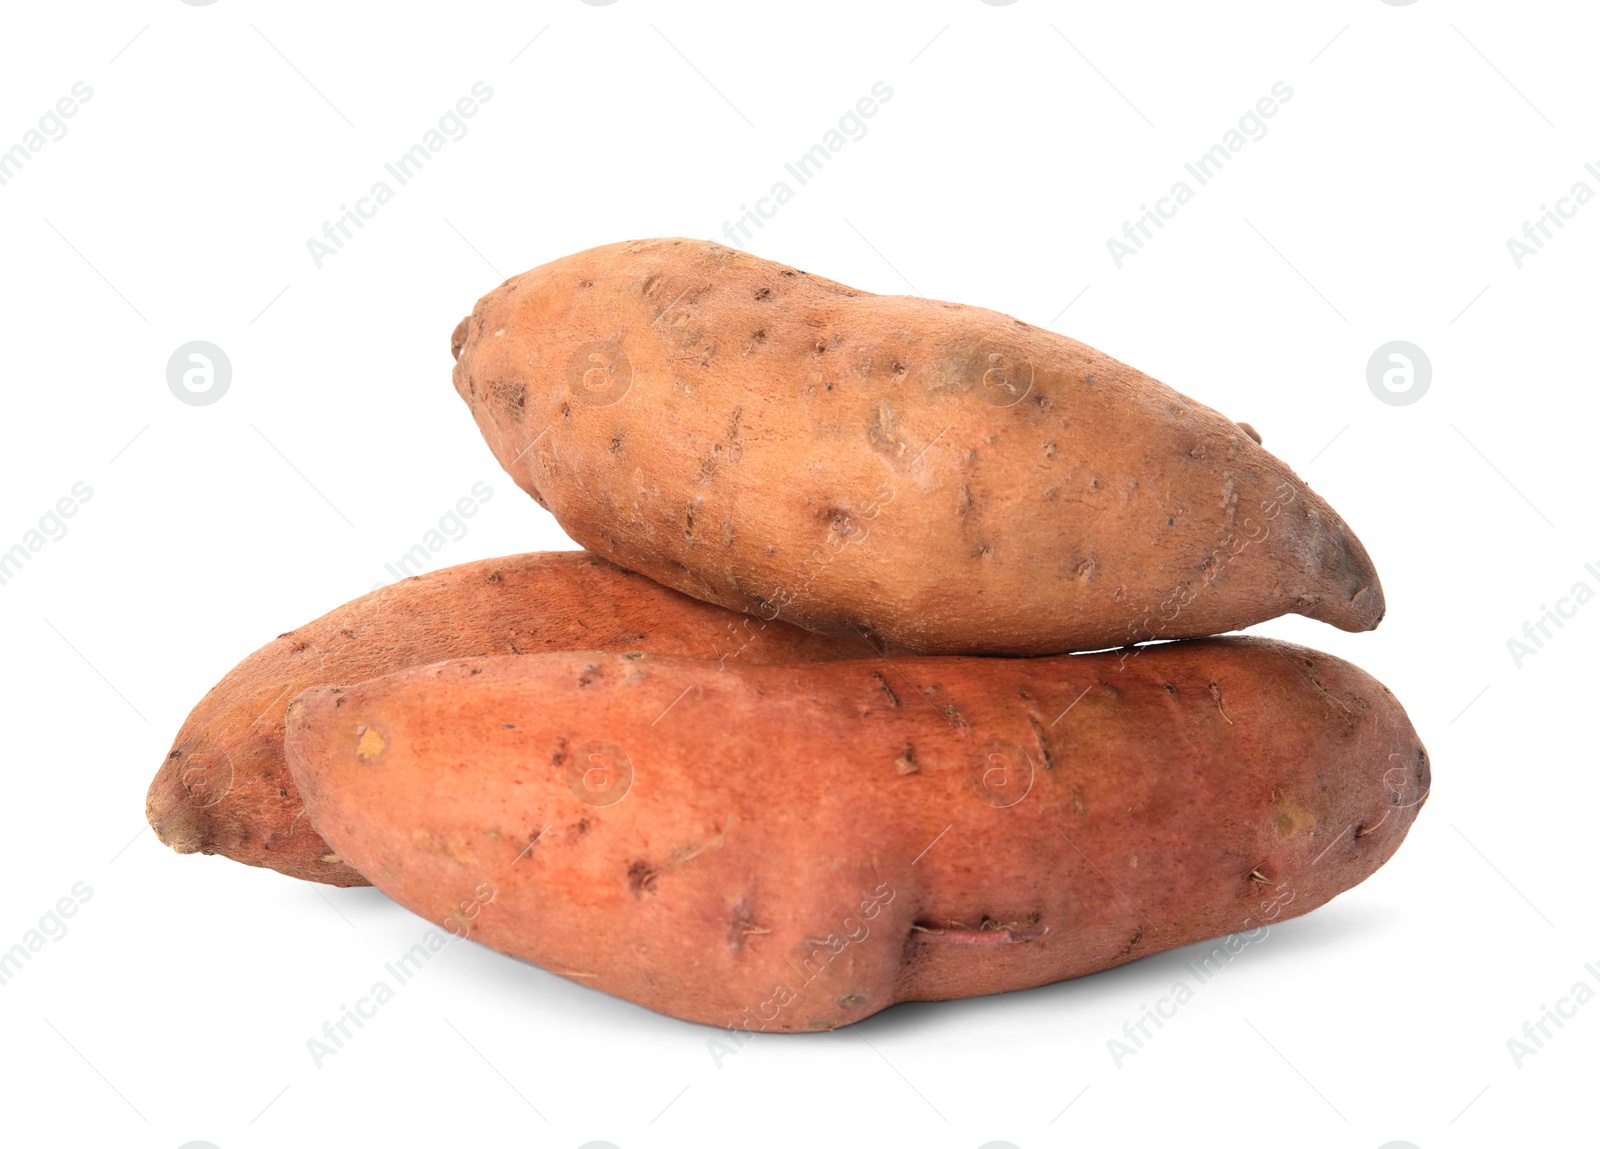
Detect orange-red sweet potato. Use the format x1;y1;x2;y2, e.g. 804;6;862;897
146;551;873;886
451;238;1384;655
285;637;1428;1028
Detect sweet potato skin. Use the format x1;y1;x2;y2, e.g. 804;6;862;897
146;551;873;886
285;637;1428;1029
452;238;1385;654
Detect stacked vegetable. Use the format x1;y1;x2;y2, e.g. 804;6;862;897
148;239;1426;1031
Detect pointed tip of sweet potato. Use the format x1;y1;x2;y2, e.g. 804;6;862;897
1300;512;1386;633
145;740;229;856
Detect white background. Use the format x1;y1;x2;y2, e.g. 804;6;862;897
0;1;1594;1146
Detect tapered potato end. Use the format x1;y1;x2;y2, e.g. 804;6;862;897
145;722;371;888
1298;507;1387;633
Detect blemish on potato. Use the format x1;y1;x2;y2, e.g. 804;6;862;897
728;901;769;952
355;725;386;761
1026;715;1054;769
1208;681;1234;724
628;859;659;894
1274;795;1316;841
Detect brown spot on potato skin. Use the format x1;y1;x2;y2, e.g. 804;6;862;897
627;860;658;894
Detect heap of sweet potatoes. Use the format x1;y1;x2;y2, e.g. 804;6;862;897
148;239;1425;1030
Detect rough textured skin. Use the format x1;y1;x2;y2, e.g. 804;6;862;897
285;638;1428;1029
451;238;1385;655
146;551;875;886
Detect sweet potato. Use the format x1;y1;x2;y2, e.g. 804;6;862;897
146;551;873;886
451;238;1384;655
284;637;1428;1029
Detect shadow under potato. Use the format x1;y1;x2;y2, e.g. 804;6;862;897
329;884;1401;1042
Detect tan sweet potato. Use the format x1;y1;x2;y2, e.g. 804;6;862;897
451;238;1384;655
146;551;873;886
284;637;1428;1029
